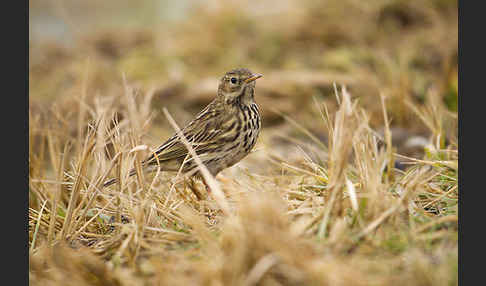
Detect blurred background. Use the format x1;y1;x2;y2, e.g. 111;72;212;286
29;0;458;169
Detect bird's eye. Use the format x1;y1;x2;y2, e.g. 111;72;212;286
230;77;237;84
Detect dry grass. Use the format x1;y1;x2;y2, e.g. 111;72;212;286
29;0;458;285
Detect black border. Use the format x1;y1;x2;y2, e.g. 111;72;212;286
10;0;28;285
459;0;478;285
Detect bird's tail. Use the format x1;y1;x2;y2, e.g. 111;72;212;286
103;168;137;187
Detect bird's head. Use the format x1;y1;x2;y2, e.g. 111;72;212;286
218;68;262;105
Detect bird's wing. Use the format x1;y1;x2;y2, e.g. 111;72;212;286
142;102;229;167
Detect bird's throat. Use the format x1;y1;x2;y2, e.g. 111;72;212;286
224;86;254;107
239;86;255;105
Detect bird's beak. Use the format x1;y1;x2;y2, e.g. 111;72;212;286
244;73;263;83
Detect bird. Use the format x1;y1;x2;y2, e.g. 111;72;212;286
103;68;263;193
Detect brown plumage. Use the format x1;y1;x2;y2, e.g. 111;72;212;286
104;68;262;189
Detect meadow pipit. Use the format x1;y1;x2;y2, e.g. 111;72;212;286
104;68;263;191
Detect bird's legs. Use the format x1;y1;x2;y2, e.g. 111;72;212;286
186;175;213;200
187;177;204;200
202;177;212;194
